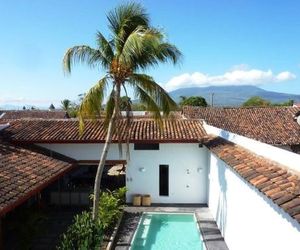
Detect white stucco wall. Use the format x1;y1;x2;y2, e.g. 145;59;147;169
38;143;208;204
208;151;300;250
126;144;208;204
204;123;300;174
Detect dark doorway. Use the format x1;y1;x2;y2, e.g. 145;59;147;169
159;165;169;196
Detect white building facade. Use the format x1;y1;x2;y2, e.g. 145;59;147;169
39;142;208;204
5;117;300;250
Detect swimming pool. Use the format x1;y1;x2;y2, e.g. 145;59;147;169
130;212;205;250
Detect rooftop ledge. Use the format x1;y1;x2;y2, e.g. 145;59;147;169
204;122;300;175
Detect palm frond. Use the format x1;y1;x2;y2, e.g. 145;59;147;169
128;73;177;116
78;76;109;132
104;89;115;127
61;99;71;111
136;86;162;120
107;2;149;55
119;26;159;68
96;31;115;68
155;42;182;65
63;45;103;74
119;26;181;71
127;78;162;122
103;88;125;158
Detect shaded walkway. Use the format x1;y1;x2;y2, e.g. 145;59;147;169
31;207;84;250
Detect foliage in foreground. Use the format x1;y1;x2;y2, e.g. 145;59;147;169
98;187;126;230
57;211;102;250
57;187;126;250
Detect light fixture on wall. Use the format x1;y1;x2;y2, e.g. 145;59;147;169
197;167;203;173
186;169;190;174
139;167;146;172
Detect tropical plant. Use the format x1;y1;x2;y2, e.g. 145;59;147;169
120;96;132;111
58;187;126;249
57;211;102;250
97;187;127;230
61;99;71;111
63;2;181;220
179;96;208;107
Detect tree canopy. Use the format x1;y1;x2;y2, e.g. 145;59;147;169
61;99;71;111
242;96;294;107
49;103;55;110
179;96;208;107
63;2;182;128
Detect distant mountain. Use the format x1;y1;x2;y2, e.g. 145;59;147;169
169;85;300;106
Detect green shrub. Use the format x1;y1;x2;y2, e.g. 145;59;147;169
57;211;102;250
98;187;127;230
114;186;127;203
57;187;127;249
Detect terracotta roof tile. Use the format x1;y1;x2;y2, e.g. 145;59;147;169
183;106;300;145
0;140;74;216
0;110;68;120
204;136;300;224
3;119;207;143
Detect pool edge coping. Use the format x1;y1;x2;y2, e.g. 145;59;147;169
113;206;229;250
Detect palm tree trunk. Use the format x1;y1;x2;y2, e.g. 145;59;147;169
92;108;116;220
92;83;120;221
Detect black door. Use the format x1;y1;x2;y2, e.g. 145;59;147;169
159;165;169;196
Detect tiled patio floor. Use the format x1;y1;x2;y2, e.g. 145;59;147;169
113;205;229;250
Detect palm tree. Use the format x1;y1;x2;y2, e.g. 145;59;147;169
63;2;181;220
61;99;71;111
120;96;132;111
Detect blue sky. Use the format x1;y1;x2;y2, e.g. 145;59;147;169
1;0;300;107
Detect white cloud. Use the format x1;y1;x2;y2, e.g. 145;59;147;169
230;64;250;71
165;68;296;91
275;71;296;81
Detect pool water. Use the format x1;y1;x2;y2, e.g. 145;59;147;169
131;213;204;250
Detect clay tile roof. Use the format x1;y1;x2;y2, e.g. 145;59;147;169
0;140;75;217
3;119;207;143
182;106;300;145
0;110;69;120
204;136;300;224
